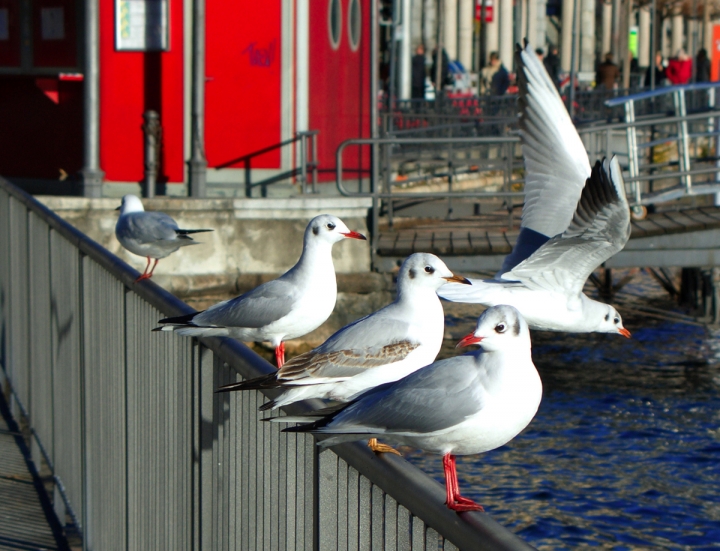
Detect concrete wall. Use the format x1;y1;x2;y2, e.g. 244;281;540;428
38;196;373;280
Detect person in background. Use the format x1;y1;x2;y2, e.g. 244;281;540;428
667;49;692;84
646;50;667;87
411;45;427;100
696;48;711;83
544;45;561;88
535;48;544;61
596;52;620;89
431;47;451;92
489;52;510;96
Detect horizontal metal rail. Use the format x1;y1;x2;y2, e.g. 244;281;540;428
0;176;535;551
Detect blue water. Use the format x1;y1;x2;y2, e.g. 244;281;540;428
408;273;720;549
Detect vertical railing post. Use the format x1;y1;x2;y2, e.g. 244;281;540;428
142;110;161;198
299;133;308;194
244;159;252;198
674;88;693;193
311;131;319;193
624;100;641;207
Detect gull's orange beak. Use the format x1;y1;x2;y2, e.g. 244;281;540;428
619;327;631;338
443;274;472;285
456;333;483;348
341;231;367;240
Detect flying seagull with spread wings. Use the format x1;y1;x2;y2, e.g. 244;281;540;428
439;43;631;337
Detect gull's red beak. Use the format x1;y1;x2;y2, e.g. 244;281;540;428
456;333;483;348
619;327;631;338
443;274;471;285
341;231;367;240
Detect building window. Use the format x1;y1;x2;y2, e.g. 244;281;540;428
328;0;341;50
348;0;361;51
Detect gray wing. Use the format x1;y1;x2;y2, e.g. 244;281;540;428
515;43;591;240
119;211;180;243
504;157;630;297
278;315;417;381
322;355;485;434
193;278;296;328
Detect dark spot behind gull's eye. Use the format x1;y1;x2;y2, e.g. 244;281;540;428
312;226;319;236
408;269;416;279
604;313;609;322
512;318;520;336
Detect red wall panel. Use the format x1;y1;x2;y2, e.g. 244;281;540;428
99;0;184;183
205;1;282;168
309;0;370;182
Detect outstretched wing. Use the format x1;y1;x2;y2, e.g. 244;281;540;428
504;157;630;298
500;43;592;274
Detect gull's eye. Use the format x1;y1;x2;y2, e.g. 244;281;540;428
424;265;435;274
327;223;336;230
614;317;620;324
495;323;507;333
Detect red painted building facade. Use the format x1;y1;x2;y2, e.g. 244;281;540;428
0;0;370;191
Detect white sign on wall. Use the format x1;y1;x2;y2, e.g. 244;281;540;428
115;0;169;51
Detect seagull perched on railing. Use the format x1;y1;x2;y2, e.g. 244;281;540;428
154;214;367;367
275;305;542;513
115;194;213;282
439;43;631;338
216;253;470;452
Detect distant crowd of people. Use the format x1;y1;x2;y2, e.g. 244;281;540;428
405;43;714;100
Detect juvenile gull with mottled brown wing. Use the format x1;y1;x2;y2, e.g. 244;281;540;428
217;253;470;416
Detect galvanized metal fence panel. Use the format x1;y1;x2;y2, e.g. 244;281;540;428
0;178;535;551
82;256;127;551
27;211;54;467
49;228;85;528
8;195;30;417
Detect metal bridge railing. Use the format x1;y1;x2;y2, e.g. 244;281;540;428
0;176;534;551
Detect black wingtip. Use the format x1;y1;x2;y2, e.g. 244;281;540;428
175;228;214;235
158;311;201;325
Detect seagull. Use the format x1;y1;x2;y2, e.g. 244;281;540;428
216;253;471;453
154;214;367;367
115;194;213;282
438;43;632;338
277;305;542;513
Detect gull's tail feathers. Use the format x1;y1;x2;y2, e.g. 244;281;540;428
175;228;214;235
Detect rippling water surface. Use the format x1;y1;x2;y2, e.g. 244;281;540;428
406;271;720;550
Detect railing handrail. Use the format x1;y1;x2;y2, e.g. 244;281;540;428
605;81;720;106
0;176;535;551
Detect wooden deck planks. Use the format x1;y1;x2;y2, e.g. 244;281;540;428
376;206;720;259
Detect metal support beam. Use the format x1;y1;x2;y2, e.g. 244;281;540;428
80;0;104;198
188;0;207;197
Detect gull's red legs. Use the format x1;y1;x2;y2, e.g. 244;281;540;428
443;454;484;512
274;342;285;368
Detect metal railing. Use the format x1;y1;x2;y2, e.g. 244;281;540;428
0;176;534;551
214;130;319;197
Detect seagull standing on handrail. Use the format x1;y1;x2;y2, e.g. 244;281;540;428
154;214;366;367
439;43;632;338
276;305;542;512
115;194;213;282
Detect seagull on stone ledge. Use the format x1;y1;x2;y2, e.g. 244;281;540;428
438;43;632;338
154;214;366;367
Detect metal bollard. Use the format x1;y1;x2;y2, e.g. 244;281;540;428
142;110;161;198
